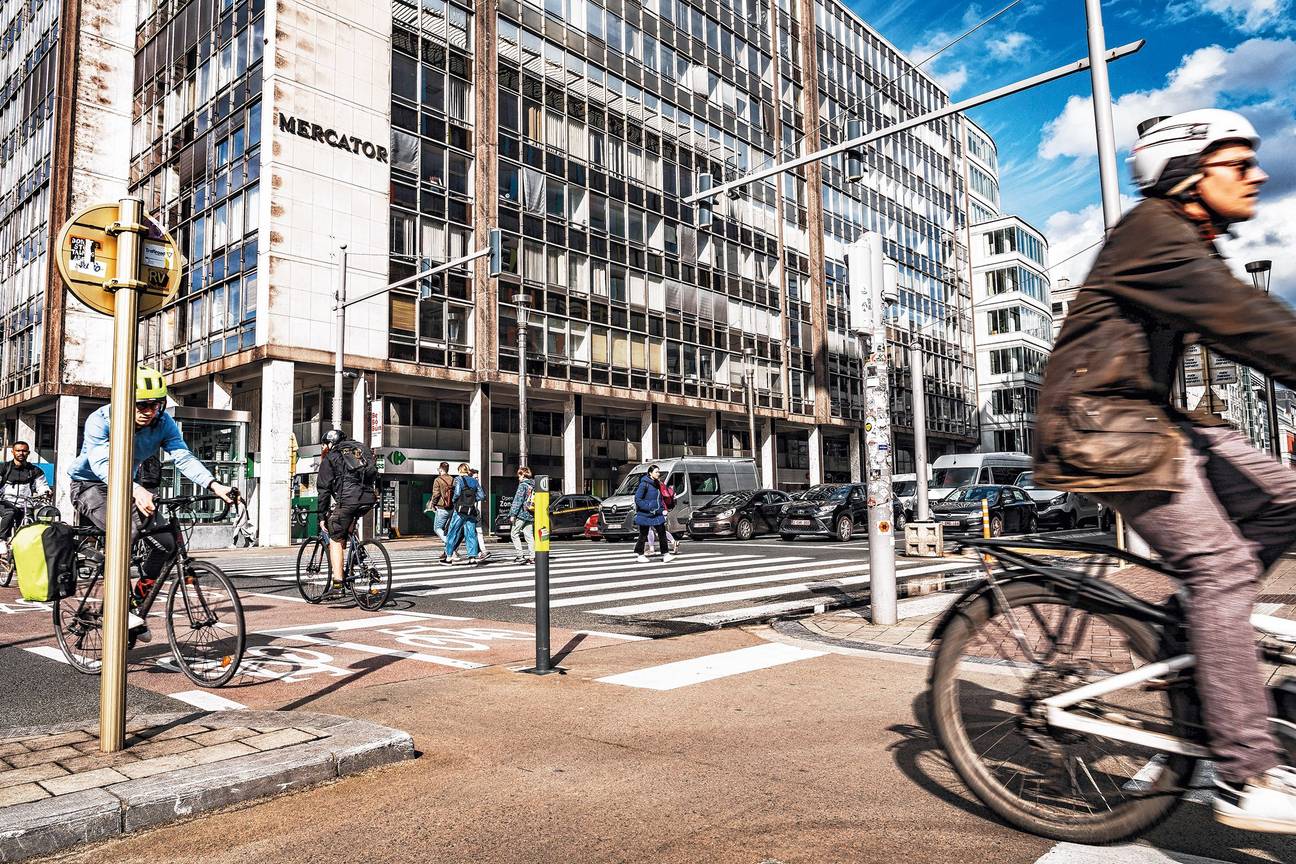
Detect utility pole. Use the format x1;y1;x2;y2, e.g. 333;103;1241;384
743;347;759;475
515;293;531;469
1085;0;1122;233
332;244;348;430
908;321;930;521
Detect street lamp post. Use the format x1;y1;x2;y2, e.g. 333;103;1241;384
1246;260;1280;458
515;293;531;469
743;347;758;474
332;245;348;429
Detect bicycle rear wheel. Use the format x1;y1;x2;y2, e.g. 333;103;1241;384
296;536;332;602
165;560;245;687
0;550;12;587
929;578;1201;844
53;571;106;674
349;540;392;611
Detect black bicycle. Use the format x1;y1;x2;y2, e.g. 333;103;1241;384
295;515;391;611
53;493;246;687
0;493;53;587
928;537;1295;844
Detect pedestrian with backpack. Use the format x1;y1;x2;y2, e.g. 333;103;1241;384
317;428;379;588
633;465;674;564
429;461;454;551
509;466;536;564
470;467;493;562
440;463;485;565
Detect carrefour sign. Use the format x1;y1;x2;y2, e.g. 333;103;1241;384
277;113;389;163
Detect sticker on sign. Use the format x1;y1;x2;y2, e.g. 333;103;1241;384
68;236;107;277
142;240;170;270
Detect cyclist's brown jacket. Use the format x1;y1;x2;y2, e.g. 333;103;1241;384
1033;196;1296;493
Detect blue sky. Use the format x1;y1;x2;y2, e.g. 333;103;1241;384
850;0;1296;302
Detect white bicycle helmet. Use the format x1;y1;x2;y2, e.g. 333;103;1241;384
1128;109;1259;197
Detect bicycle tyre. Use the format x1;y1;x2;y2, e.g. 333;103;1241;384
350;540;392;611
165;560;245;687
296;536;331;603
0;550;12;587
52;571;106;674
929;578;1200;844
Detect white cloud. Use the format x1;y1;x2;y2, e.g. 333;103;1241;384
932;63;969;94
987;31;1034;61
1038;38;1296;162
1167;0;1293;34
1042;195;1137;289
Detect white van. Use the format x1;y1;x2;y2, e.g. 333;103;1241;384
891;470;932;520
598;456;759;540
928;452;1033;503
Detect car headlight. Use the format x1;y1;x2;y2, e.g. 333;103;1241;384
816;506;837;516
1042;495;1066;509
716;508;736;519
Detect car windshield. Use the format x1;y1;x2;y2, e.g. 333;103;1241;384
614;470;648;496
947;485;999;503
1014;472;1037;489
893;481;916;496
933;467;978;487
707;492;749;508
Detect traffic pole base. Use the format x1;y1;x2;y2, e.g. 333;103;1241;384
518;665;566;676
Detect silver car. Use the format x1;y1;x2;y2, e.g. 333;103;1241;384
1013;471;1104;530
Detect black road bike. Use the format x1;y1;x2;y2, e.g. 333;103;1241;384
53;494;246;687
295;515;392;611
0;493;53;587
928;537;1296;844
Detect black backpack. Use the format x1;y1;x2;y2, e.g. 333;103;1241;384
454;478;480;518
332;441;378;506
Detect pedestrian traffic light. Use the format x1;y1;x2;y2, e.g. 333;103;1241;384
418;258;433;300
696;173;714;229
488;228;503;278
846;118;866;182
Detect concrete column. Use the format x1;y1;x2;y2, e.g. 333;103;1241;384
210;376;234;411
640;405;657;462
53;396;80;522
760;420;777;489
469;384;491;501
563;394;582;495
849;428;862;483
15;411;36;452
705;410;720;456
808;425;824;486
258;361;295;546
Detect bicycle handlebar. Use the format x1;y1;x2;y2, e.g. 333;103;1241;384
153;490;238;522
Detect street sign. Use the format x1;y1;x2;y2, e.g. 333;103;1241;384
54;202;182;316
1211;361;1239;385
1183;371;1205;387
389;450;407;466
369;399;383;449
374;454;386;472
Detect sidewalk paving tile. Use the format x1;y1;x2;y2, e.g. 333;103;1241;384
243;728;317;751
187;726;255;747
126;736;202;760
20;731;91;752
115;740;258;780
0;784;48;808
38;768;130;796
0;764;69;790
4;746;80;770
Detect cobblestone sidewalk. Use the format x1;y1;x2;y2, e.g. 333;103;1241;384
0;711;413;863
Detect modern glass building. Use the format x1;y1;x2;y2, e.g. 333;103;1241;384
1;0;992;544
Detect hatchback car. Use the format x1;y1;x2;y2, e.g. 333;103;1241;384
1012;471;1102;530
930;484;1037;536
777;483;907;542
687;489;792;540
494;494;602;540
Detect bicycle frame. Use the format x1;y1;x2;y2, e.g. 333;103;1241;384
951;538;1296;762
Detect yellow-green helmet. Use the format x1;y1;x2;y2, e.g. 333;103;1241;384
135;366;167;401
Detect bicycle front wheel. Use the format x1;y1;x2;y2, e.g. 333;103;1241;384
929;578;1201;844
296;536;331;602
349;540;392;611
165;560;245;687
53;571;105;674
0;550;12;587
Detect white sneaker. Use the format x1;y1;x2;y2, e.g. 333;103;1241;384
662;553;676;564
636;555;649;564
1214;766;1296;833
126;613;153;644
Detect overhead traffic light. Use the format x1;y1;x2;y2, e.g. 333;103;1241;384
696;173;714;228
488;228;503;277
846;119;866;182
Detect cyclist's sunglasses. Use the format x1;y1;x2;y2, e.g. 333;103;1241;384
135;399;166;413
1201;155;1261;179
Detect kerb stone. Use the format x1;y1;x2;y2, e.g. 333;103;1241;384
0;789;120;864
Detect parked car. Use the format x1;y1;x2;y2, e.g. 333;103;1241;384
494;494;602;540
598;457;759;541
777;483;907;542
1012;470;1102;530
687;489;792;540
928;452;1034;505
930;484;1038;536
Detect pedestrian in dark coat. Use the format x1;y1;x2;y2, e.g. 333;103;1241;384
633;465;672;563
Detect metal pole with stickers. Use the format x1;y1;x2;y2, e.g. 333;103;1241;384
54;198;183;752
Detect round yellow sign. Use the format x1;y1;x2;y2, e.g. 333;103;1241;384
54;202;183;316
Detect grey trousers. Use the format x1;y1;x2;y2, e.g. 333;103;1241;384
1097;424;1296;784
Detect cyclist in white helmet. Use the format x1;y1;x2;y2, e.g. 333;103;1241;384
1035;109;1296;833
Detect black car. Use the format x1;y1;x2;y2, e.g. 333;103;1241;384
930;484;1037;536
778;483;907;542
494;494;602;540
687;489;792;540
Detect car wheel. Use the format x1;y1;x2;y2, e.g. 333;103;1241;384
1025;514;1038;534
836;516;853;542
735;518;754;541
893;509;906;531
989;514;1005;537
1063;512;1076;531
780;533;796;542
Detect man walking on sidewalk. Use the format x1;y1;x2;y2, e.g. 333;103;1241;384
509;466;536;564
430;462;454;553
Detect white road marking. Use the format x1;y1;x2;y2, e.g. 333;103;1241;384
257;613;427;636
575;630;650;641
399;552;743;590
597;642;825;690
1033;842;1230;864
245;591;309;603
283;633;488;669
25;645;70;665
169;690;247;711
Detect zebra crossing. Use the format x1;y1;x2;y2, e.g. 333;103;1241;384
217;542;981;627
